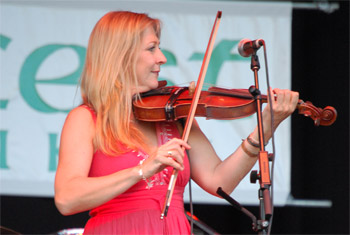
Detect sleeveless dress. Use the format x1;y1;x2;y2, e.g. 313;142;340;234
82;105;191;234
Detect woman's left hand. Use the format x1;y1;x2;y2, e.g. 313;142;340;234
262;88;299;137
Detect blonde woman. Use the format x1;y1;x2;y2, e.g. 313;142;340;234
54;11;298;234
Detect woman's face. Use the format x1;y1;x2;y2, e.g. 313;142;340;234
135;26;167;93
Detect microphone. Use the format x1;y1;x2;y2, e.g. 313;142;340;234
238;38;264;57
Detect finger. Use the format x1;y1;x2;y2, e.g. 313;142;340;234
160;144;185;160
165;149;184;166
165;138;191;150
291;91;299;109
275;89;299;116
160;149;183;170
274;88;286;106
156;147;182;166
166;156;184;171
284;89;292;105
282;90;298;112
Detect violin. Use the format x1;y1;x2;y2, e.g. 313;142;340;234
133;82;337;126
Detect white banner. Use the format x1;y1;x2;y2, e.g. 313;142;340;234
0;1;292;205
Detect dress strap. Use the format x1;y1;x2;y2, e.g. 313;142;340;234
155;122;180;146
80;104;97;123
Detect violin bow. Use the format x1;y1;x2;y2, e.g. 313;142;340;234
161;11;222;219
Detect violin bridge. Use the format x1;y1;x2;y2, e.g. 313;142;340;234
189;81;196;96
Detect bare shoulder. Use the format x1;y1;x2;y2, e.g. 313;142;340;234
62;105;95;137
67;105;94;119
66;105;94;123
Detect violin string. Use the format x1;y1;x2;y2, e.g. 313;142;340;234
170;82;237;92
175;82;213;90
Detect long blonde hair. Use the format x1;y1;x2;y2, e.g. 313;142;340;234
80;11;161;155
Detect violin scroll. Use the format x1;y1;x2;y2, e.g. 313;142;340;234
297;100;337;126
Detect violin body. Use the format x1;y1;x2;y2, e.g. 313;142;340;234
133;86;258;121
133;84;337;126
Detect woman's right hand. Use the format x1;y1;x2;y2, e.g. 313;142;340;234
141;138;191;178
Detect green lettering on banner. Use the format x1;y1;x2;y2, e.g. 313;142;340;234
19;44;86;113
189;40;249;85
0;131;9;169
1;35;11;109
48;133;59;171
160;50;176;86
0;100;9;109
0;36;9;163
0;35;11;50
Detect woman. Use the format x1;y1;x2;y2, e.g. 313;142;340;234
54;11;299;234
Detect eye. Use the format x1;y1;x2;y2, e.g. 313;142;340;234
148;46;156;51
147;42;158;51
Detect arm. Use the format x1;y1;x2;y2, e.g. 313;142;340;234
54;106;143;215
188;88;299;195
54;106;190;216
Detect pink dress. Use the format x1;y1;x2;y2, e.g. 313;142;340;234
82;106;191;234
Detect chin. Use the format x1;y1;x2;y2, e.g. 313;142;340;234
137;83;158;94
151;80;159;89
145;79;158;91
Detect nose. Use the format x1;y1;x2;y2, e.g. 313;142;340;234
157;49;167;65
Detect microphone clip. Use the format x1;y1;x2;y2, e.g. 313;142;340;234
238;38;264;57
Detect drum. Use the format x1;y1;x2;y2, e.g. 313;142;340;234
0;226;21;235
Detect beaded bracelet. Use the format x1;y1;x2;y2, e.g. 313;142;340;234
247;135;267;148
138;159;149;183
241;140;259;158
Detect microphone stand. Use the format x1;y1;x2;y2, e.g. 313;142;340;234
248;52;272;234
217;187;258;232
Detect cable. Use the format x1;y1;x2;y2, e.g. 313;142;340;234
262;42;276;235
